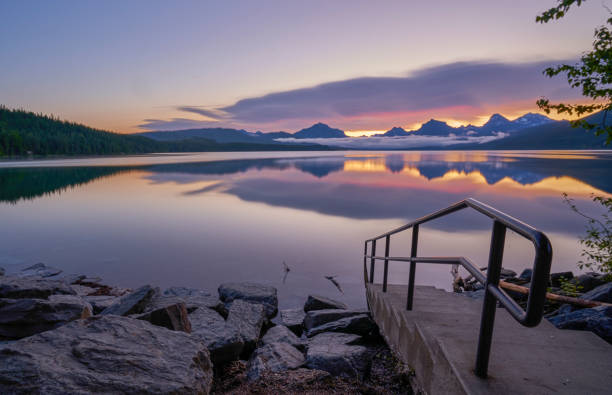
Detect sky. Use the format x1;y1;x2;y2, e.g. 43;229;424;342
0;1;609;134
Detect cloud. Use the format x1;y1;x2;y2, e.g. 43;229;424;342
141;60;582;131
274;133;507;149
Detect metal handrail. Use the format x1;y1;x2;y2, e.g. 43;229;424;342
363;198;552;378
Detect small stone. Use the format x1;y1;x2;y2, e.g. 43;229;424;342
158;286;225;315
500;268;517;279
226;299;266;355
0;295;92;339
306;314;375;337
84;295;117;314
0;276;76;299
550;271;574;287
0;315;213;394
189;306;244;365
308;332;362;347
262;325;306;351
580;282;612;304
99;285;158;316
18;263;62;278
303;309;368;331
280;308;306;336
247;342;305;381
571;273;607;293
304;295;347;312
219;282;278;318
70;284;97;296
519;269;533;281
135;302;191;333
306;342;372;379
190;307;244;365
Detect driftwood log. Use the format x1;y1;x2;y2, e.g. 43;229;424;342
499;280;612;308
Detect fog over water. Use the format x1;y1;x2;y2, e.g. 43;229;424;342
1;150;610;309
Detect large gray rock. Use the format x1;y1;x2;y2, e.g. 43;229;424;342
70;284;97;296
0;295;92;339
0;276;76;299
84;295;117;314
136;302;191;333
304;294;347;312
247;342;305;381
308;332;362;347
100;284;158;316
303;309;368;331
160;286;226;315
189;306;244;365
226;299;266;354
280;308;306;335
571;272;607;293
580;282;612;304
306;314;375;337
548;306;612;343
218;282;278;318
0;315;213;394
18;263;62;278
262;325;306;351
306;342;371;379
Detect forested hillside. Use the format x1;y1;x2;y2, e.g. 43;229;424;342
0;107;329;156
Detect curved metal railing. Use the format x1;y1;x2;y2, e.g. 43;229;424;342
363;198;552;378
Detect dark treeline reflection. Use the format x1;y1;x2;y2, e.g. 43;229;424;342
1;152;611;205
0;167;131;204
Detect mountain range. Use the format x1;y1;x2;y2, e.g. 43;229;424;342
138;112;557;144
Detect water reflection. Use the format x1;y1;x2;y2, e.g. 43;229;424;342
0;151;611;308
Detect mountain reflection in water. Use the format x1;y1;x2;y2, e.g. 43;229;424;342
0;151;610;308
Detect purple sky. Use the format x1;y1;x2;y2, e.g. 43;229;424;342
0;1;608;133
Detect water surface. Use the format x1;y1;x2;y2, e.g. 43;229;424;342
1;150;610;309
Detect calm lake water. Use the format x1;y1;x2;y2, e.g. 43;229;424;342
1;150;611;309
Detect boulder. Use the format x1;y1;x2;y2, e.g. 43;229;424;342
304;295;347;312
499;268;517;279
306;314;375;337
519;269;532;281
218;282;278;318
306;342;371;379
99;285;158;316
0;295;92;339
160;286;226;316
548;306;612;343
84;295;117;314
18;263;62;278
280;308;306;336
247;342;305;381
226;299;266;355
571;273;607;293
0;315;213;394
70;284;97;296
262;325;306;351
580;282;612;304
550;271;574;287
136;302;191;333
308;332;362;347
303;309;368;331
0;276;76;299
189;306;244;365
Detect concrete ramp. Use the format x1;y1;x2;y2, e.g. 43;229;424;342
367;283;612;394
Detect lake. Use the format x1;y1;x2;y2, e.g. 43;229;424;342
1;150;611;310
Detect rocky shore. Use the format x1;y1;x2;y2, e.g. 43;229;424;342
0;264;412;394
456;268;612;343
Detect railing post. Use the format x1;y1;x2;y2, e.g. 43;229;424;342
383;235;390;292
475;220;506;378
406;224;419;310
369;240;376;283
363;241;369;285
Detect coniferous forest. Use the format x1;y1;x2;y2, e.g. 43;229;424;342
0;106;326;156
